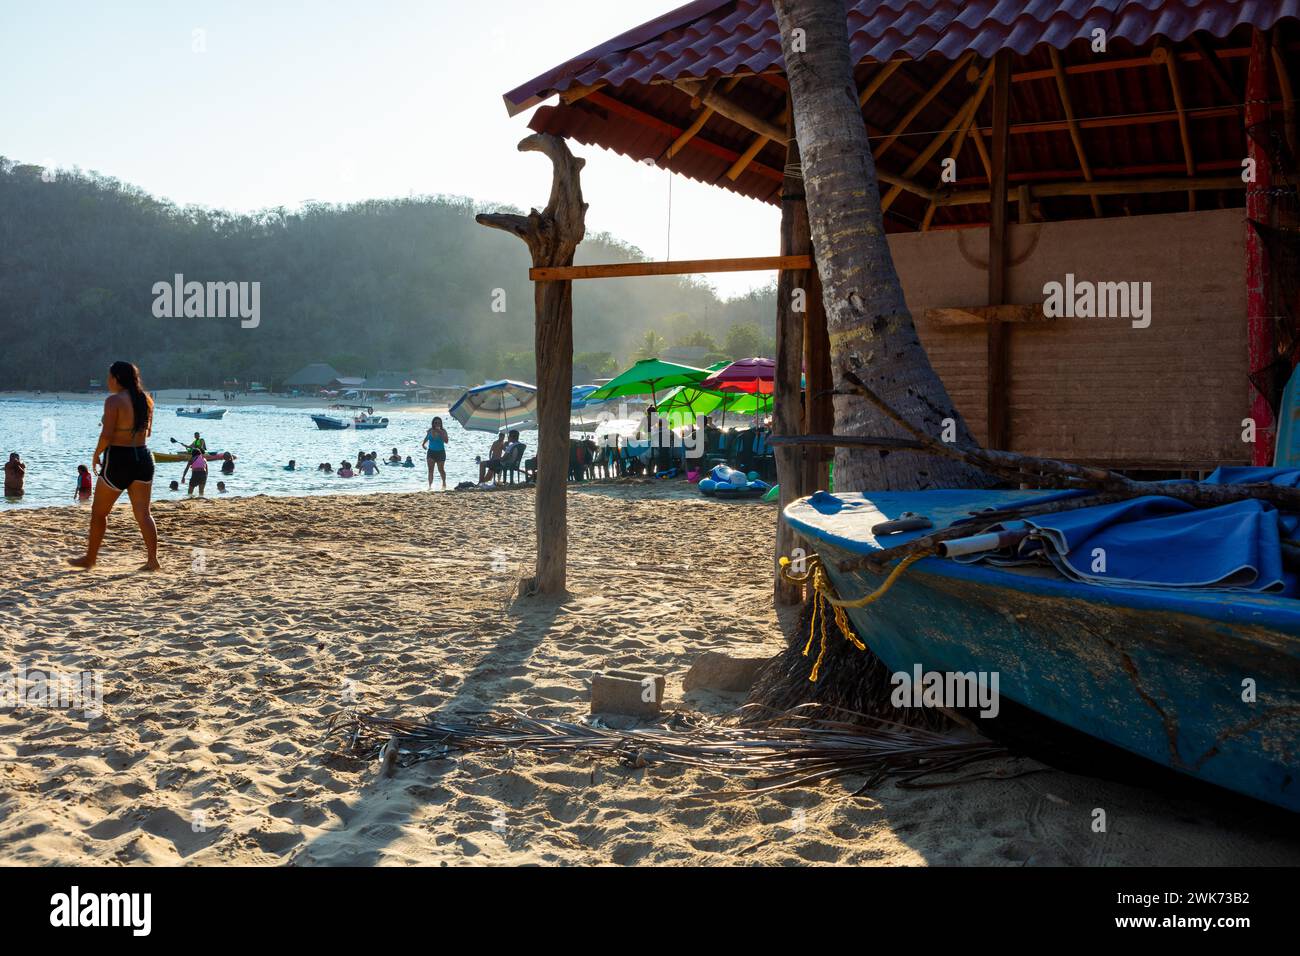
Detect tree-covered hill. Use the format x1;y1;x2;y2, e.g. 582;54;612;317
0;157;776;389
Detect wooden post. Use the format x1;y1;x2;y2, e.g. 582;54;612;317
774;109;810;605
1246;30;1275;466
477;134;587;594
986;51;1012;451
802;264;832;494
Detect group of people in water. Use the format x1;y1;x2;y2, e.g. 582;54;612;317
314;448;413;478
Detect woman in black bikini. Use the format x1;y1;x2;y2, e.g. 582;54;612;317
69;361;159;571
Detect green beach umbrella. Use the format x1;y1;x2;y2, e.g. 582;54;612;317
586;358;709;405
655;385;772;428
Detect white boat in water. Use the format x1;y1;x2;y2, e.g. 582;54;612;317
176;407;227;420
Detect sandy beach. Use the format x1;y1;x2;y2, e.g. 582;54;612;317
1;483;1297;866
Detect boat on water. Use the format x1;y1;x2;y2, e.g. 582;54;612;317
309;413;390;430
176;407;226;420
784;488;1300;813
311;403;388;430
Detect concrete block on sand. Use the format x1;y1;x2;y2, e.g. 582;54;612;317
590;669;665;717
681;651;769;694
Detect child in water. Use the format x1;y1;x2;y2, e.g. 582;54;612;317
74;464;92;498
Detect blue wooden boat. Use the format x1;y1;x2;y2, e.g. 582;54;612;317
784;489;1300;812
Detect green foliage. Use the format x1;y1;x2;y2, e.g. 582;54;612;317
574;351;618;378
0;157;777;389
632;330;667;362
676;329;719;351
723;321;774;361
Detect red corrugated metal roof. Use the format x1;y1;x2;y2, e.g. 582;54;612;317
505;0;1299;114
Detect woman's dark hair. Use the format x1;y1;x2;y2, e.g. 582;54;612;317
109;361;150;433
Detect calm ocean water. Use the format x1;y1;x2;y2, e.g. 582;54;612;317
0;398;520;510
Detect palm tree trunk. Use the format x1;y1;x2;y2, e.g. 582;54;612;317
772;0;992;491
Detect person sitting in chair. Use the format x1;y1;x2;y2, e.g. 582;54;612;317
482;430;525;483
476;430;507;483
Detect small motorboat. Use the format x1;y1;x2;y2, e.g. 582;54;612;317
784;488;1300;813
353;414;389;430
311;414;349;430
177;408;227;420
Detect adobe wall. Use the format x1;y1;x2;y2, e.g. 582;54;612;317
887;207;1249;468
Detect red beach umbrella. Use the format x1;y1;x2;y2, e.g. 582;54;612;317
699;357;776;395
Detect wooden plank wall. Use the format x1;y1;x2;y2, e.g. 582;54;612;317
888;208;1250;469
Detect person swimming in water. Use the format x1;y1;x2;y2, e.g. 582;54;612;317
69;361;159;571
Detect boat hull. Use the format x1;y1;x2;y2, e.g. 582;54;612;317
311;415;349;430
785;490;1300;812
176;410;226;420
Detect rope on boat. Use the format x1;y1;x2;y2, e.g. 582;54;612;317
779;551;932;682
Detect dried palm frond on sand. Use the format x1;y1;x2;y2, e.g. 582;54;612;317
323;704;1028;800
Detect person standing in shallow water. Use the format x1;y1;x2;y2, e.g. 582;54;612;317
69;361;159;571
422;416;450;490
3;452;24;497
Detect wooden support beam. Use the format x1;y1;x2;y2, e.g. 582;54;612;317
1188;34;1238;104
559;81;605;105
925;304;1049;327
875;51;975;160
976;104;1243;139
663;78;740;160
727;100;789;180
935;173;1245;206
1009;44;1270;85
585;91;785;183
674;80;788;144
1049;47;1101;216
883;64;993;213
802;261;832;496
986;51;1012;453
773;115;807;606
529;255;811;281
1247;29;1276;466
1155;42;1197;210
857;59;904;107
1273;31;1298;162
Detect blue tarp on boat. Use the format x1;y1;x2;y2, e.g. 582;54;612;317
956;468;1300;593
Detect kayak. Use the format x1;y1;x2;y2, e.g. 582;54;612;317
154;451;232;463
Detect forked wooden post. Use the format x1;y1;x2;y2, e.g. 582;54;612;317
477;134;587;595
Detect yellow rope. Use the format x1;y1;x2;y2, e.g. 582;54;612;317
779;549;931;682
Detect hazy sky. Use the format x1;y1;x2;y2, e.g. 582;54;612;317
1;0;781;298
